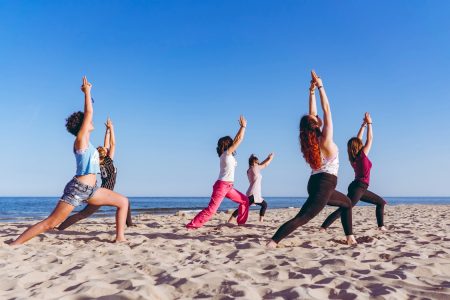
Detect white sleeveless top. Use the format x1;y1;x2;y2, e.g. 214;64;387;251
311;151;339;176
218;152;237;182
246;165;263;203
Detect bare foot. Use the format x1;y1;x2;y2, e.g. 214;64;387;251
319;227;327;232
227;216;236;223
346;235;357;245
378;226;387;232
114;237;127;243
7;240;21;247
266;240;278;248
259;216;264;222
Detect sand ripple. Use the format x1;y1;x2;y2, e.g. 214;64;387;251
1;205;449;299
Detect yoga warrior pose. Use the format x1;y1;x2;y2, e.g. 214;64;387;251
186;116;250;229
320;112;387;231
58;117;133;230
228;153;274;223
10;77;129;245
267;71;357;248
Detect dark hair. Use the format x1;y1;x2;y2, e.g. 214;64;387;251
347;137;363;163
248;154;258;167
65;111;84;136
299;115;322;169
216;136;234;157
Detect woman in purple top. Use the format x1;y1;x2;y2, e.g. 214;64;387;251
320;113;387;231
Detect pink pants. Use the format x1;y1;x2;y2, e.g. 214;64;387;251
186;180;250;229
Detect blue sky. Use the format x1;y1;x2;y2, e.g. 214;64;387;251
0;1;449;197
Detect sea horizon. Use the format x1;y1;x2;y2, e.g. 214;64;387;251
1;196;449;223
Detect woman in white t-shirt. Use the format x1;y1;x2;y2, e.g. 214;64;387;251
229;153;274;223
186;116;251;229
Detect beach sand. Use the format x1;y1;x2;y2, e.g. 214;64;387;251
1;205;449;299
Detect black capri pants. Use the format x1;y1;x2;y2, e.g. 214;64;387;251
232;195;267;217
321;180;386;229
271;173;353;243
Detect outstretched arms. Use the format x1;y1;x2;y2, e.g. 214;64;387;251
309;80;318;116
356;121;366;141
362;112;373;155
103;119;111;149
311;71;334;147
75;76;93;151
259;153;274;169
104;118;116;160
227;115;247;155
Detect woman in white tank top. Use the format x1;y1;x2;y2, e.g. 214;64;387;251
186;116;251;229
267;71;357;248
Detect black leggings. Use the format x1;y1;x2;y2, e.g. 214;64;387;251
231;195;267;217
271;173;352;243
321;180;386;229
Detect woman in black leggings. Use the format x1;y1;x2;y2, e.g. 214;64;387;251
267;71;357;248
320;113;387;231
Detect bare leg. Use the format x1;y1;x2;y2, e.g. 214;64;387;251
10;201;74;245
58;204;100;230
87;188;128;242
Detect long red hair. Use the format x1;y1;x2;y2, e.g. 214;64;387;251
299;115;322;170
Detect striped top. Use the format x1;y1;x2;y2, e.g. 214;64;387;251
100;156;117;190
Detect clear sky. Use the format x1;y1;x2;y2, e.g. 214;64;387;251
0;1;449;197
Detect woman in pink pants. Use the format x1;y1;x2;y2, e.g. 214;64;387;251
186;116;250;229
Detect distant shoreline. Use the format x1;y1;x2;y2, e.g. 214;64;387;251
1;201;450;223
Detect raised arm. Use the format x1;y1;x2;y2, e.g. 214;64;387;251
227;115;247;155
362;112;373;155
309;80;318;116
75;76;93;151
356;121;367;141
103;119;111;149
259;153;274;169
312;71;334;144
107;118;116;160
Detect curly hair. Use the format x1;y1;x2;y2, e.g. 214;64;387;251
299;115;322;170
97;146;108;162
248;154;258;168
347;137;363;164
216;136;234;157
65;111;84;136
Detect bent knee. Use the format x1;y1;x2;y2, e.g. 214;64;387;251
342;199;352;208
116;196;129;208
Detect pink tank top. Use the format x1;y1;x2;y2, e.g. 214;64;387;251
352;150;372;185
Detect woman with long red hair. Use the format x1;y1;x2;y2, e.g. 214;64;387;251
267;71;357;247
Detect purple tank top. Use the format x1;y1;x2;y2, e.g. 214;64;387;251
352;150;372;185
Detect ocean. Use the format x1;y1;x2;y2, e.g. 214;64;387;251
0;197;449;222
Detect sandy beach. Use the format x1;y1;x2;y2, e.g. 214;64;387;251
1;205;449;299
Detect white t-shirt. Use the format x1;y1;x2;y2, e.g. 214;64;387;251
246;165;263;203
218;152;237;182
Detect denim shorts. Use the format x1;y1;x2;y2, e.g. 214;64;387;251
60;177;98;207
